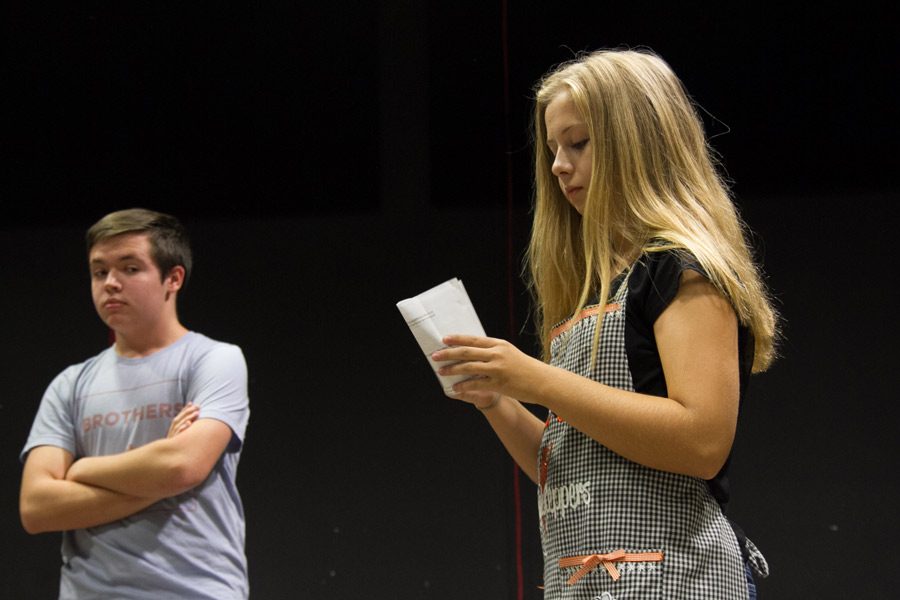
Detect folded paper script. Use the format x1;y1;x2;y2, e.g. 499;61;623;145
396;278;486;395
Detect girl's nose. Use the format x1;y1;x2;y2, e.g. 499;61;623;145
551;149;571;177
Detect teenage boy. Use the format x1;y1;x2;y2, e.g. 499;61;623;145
20;208;250;599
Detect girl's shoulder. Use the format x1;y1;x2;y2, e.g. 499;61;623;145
627;244;708;324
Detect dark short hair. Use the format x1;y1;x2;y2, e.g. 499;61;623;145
86;208;192;285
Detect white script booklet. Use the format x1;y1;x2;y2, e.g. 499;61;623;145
396;278;486;395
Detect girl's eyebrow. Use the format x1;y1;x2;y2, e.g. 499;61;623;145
546;123;583;144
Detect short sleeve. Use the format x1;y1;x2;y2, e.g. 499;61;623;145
20;364;83;462
185;343;250;452
628;249;708;328
624;250;711;400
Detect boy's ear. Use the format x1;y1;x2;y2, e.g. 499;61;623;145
165;266;186;292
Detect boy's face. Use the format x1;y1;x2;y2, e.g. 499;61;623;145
88;233;179;335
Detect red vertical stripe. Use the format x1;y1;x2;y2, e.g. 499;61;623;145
500;1;525;598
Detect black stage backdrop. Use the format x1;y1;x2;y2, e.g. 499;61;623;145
2;2;897;598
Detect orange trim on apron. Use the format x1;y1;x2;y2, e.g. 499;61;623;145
549;303;621;341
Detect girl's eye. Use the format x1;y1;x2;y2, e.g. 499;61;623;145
572;139;589;150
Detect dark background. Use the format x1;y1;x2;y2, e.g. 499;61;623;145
2;2;897;598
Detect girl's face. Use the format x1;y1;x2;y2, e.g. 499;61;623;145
544;91;592;214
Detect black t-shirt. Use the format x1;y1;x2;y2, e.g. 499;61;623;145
621;249;754;509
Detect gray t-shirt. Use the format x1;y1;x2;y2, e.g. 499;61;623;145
21;332;250;599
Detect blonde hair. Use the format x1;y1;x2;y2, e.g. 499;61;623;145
527;49;778;372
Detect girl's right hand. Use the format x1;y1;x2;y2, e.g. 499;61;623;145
447;387;500;411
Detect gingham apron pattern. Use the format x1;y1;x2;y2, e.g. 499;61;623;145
537;269;757;599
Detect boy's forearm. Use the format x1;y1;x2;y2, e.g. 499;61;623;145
66;419;232;498
66;437;193;498
21;477;158;534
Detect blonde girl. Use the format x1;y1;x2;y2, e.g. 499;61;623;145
432;49;776;598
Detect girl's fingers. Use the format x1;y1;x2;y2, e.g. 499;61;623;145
442;335;496;348
452;375;488;393
438;360;483;377
433;346;487;363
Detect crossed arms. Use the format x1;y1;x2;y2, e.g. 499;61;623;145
20;405;231;534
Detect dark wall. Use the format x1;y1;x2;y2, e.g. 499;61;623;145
2;3;897;598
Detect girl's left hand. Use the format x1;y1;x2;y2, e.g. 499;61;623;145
431;334;542;403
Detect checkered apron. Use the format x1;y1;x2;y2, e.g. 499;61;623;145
538;273;751;599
